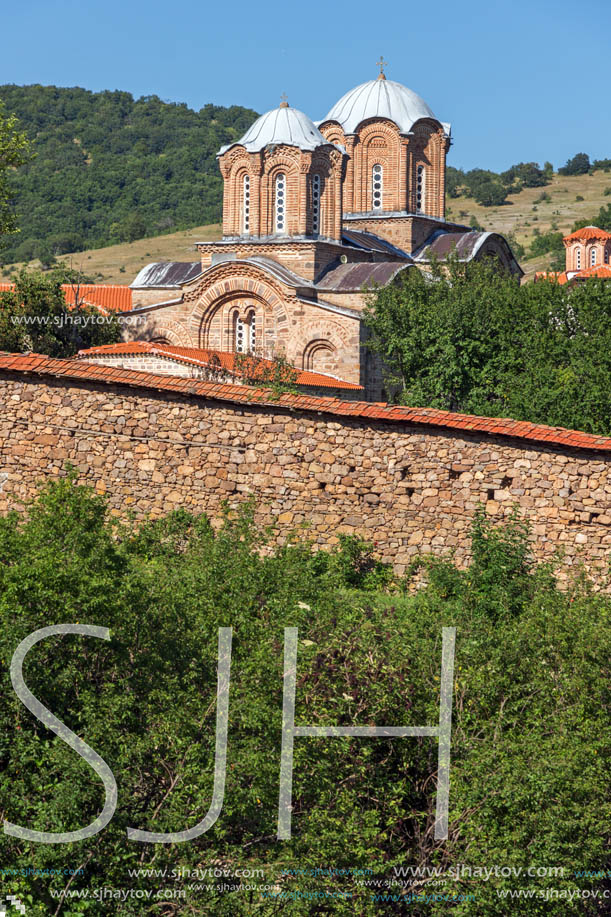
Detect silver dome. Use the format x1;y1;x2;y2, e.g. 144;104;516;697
219;104;339;155
321;78;449;137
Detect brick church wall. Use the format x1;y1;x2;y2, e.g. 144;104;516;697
1;371;610;587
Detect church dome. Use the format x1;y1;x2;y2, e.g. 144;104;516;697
219;103;334;154
321;78;448;137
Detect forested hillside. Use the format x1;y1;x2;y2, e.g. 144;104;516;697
0;85;257;264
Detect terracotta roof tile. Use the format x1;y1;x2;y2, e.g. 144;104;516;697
1;352;611;453
78;342;362;391
0;282;133;312
573;265;611;279
563;226;611;242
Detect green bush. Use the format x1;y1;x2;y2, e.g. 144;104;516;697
559;153;591;176
364;256;611;434
0;478;609;915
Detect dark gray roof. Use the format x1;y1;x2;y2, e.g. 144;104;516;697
130;262;202;289
414;230;489;261
315;261;414;292
342;229;411;259
413;230;524;276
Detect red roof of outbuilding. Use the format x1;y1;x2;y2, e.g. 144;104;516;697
0;283;132;312
78;342;363;390
2;352;610;452
571;265;611;280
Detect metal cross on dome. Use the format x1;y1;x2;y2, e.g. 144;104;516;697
279;92;289;108
376;56;388;78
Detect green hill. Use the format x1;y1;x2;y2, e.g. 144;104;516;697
0;84;257;265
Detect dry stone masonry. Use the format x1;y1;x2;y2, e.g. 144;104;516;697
0;355;610;588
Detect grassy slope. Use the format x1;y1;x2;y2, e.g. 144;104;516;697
51;223;222;284
446;170;611;279
4;172;609;285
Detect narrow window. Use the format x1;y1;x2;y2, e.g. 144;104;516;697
372;164;383;210
416;165;426;213
235;314;246;353
275;173;286;233
576;247;581;270
249;311;256;353
605;249;609;264
311;174;321;234
242;174;250;234
590;247;597;267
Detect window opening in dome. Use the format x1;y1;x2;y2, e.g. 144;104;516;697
372;164;383;210
311;174;321;234
275;173;286;233
416;165;426;213
243;174;250;234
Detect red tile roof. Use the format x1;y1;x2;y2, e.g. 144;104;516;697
571;265;611;280
0;283;132;313
535;265;611;284
534;271;570;285
563;226;611;242
78;342;362;390
2;352;610;452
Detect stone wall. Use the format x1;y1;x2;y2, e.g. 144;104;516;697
1;371;610;587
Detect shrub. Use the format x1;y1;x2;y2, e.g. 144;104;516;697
559;152;591;175
0;479;608;915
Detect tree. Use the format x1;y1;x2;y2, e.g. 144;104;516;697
473;178;508;206
233;351;299;393
445;165;464;198
0;100;30;240
0;267;120;356
501;162;548;189
363;257;611;434
559;152;591;176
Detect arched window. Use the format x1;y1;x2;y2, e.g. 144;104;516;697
242;174;250;234
311;174;321;234
416;165;426;213
275;173;286;233
576;247;582;270
372;164;383;210
590;247;597;267
234;310;256;354
235;314;246;353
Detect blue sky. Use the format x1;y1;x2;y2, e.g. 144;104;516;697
2;0;610;172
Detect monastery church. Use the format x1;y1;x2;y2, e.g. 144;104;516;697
80;64;522;400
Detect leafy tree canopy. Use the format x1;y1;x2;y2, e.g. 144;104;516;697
0;100;30;238
559;152;591;176
0;267;120;356
364;257;611;435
